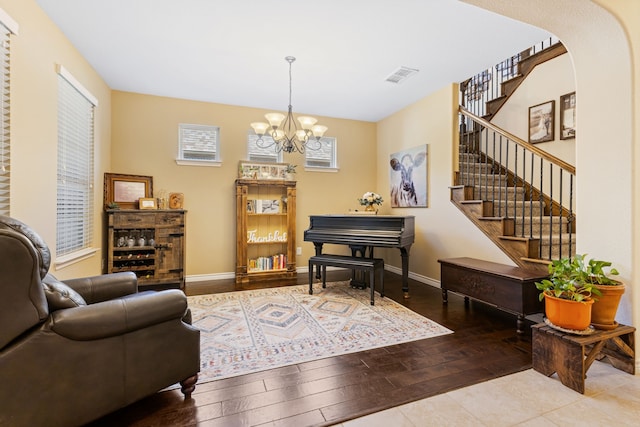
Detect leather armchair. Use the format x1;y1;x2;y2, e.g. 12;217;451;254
0;215;200;427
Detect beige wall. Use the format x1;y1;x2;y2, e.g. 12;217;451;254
111;91;377;279
376;84;513;283
1;0;111;279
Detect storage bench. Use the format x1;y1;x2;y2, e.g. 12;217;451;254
438;257;547;334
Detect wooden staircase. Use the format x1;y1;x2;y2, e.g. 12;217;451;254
451;115;576;275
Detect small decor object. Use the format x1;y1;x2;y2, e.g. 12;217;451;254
138;198;157;210
104;173;153;210
559;92;576;140
389;144;428;207
156;189;168;209
106;202;120;210
169;193;184;209
285;164;297;180
528;100;555;143
127;237;135;248
138;236;146;247
358;192;383;212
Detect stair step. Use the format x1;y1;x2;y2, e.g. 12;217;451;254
492;200;544;217
459;162;494;173
472;186;526;200
513;216;571;235
459;153;480;162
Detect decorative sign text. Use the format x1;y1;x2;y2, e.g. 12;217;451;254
247;229;287;243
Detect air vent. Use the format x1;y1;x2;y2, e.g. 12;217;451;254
385;66;419;84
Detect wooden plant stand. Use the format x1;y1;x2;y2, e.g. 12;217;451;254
532;323;636;394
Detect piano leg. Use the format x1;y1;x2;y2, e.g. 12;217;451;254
400;246;411;299
313;243;324;279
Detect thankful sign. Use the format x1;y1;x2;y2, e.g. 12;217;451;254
247;229;287;243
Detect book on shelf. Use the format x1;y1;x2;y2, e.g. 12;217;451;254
248;253;287;271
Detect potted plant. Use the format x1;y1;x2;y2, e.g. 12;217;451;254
581;256;624;330
536;254;624;331
285;164;297;180
535;254;600;331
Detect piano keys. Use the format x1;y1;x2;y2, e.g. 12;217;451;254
304;214;415;297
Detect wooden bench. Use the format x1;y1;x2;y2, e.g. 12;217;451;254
438;257;547;334
309;254;384;305
532;323;636;394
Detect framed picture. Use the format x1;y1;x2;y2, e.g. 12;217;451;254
104;173;153;210
560;92;576;140
389;144;428;208
139;197;157;210
238;161;288;180
528;100;555;143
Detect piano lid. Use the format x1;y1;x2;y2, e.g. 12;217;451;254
304;214;415;248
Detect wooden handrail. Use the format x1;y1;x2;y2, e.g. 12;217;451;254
459;106;576;175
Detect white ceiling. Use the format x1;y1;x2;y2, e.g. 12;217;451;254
35;0;551;122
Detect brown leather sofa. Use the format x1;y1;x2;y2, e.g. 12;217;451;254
0;215;200;426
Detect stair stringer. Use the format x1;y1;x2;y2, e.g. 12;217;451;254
450;185;549;275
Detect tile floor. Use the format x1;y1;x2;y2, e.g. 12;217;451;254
335;362;640;427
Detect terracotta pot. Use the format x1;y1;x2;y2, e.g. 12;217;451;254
591;282;625;330
544;291;594;331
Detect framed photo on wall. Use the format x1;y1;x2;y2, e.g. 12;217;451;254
528;100;555;143
389;144;428;208
104;173;153;210
560;92;576;140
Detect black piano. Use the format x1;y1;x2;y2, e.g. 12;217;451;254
304;214;415;297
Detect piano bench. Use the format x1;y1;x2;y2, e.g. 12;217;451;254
308;254;384;305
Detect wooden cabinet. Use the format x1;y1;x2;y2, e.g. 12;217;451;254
106;209;186;289
235;179;296;285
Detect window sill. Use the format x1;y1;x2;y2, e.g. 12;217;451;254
175;159;222;167
304;166;339;173
54;247;98;270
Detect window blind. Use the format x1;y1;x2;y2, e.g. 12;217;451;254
305;137;337;168
179;123;219;162
0;24;11;216
247;131;283;163
56;72;95;256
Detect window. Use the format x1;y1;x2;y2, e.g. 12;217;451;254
247;130;283;163
177;123;220;165
305;137;337;169
0;10;18;216
56;65;97;259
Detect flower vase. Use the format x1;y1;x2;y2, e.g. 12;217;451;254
365;204;376;212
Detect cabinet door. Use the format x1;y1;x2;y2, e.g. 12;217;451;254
155;226;184;281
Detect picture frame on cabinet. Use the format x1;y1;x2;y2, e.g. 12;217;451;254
560;92;576;140
104;173;153;210
139;198;157;210
238;161;288;180
528;100;555;143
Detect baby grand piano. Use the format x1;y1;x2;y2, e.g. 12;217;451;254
304;214;415;297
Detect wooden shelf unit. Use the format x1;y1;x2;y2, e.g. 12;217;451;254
106;209;186;290
235;179;296;285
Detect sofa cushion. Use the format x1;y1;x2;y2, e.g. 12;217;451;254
43;275;87;311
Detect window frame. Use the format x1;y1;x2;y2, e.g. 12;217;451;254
304;136;339;172
176;123;221;167
0;9;18;217
55;64;98;267
247;130;284;163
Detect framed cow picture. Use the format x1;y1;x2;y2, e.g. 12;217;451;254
389;144;428;208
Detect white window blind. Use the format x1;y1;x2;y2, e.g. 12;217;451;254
178;123;220;163
305;137;337;169
56;68;96;257
0;22;13;216
247;130;283;163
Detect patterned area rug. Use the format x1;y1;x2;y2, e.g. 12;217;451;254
188;281;453;382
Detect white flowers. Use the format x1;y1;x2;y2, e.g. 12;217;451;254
358;192;383;206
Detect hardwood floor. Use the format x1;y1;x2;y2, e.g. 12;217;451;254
88;271;537;427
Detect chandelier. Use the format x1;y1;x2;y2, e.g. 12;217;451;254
250;56;328;154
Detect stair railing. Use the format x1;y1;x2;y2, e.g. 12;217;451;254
461;36;560;118
458;107;576;261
